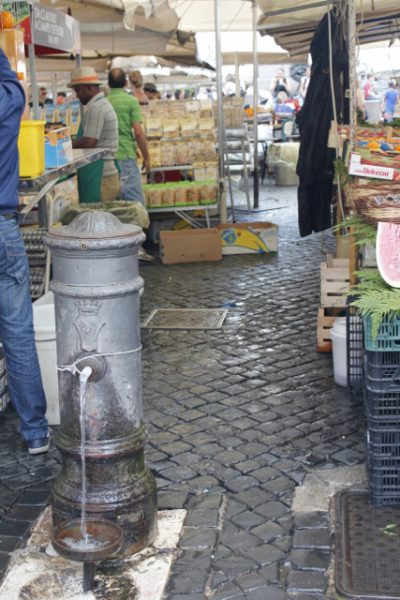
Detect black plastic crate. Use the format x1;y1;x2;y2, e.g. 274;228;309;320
367;427;400;457
366;427;400;506
369;467;400;506
363;352;400;421
365;350;400;384
346;296;364;400
365;387;400;423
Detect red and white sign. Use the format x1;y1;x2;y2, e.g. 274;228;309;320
349;152;395;181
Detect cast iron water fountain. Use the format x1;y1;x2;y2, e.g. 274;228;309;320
45;212;157;591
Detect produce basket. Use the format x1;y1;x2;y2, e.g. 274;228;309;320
354;195;400;225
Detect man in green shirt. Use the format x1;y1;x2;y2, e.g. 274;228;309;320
107;68;150;203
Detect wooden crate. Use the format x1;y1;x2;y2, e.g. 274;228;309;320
320;255;350;309
317;307;336;352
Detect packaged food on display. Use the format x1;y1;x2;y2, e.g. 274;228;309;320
180;117;198;137
199;118;215;135
161;141;175;166
193;164;207;181
148;141;162;167
174;186;188;206
202;137;217;158
146;187;163;209
190;139;204;163
175;141;190;166
185;100;201;115
200;183;217;205
187;186;200;206
146;117;163;138
163;119;180;138
206;162;219;180
199;99;214;118
162;187;175;208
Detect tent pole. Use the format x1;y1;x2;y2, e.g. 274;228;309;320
348;0;356;152
28;44;39;119
252;0;259;209
214;0;225;204
51;73;57;105
28;3;39;119
234;53;240;96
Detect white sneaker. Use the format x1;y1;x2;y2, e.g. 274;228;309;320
138;248;154;262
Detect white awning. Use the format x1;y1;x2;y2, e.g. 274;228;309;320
258;1;400;56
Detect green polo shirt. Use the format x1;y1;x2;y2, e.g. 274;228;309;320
107;88;142;160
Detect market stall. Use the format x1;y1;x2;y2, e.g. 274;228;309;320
260;0;400;519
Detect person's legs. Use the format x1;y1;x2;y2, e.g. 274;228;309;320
118;159;145;203
0;217;48;445
117;159;153;261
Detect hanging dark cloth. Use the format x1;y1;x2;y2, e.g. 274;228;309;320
296;10;349;237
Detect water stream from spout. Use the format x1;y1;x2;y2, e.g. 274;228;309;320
79;366;92;545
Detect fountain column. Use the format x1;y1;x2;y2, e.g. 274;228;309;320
45;211;157;555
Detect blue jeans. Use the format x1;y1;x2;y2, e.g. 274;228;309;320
117;158;145;204
0;216;48;442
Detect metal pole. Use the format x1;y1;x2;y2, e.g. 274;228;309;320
28;3;40;119
51;72;57;105
252;0;259;208
214;0;225;188
348;0;356;151
234;53;240;96
28;45;39;119
76;54;82;67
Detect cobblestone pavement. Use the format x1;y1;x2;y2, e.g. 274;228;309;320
0;185;366;599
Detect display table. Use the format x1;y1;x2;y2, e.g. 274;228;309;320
147;203;218;229
19;148;109;296
19;148;109;223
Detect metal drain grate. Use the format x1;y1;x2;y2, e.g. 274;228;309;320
335;489;400;598
141;308;228;330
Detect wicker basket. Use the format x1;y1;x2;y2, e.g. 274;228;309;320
353;196;400;225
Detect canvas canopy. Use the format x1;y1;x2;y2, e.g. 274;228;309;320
38;0;201;65
258;0;400;57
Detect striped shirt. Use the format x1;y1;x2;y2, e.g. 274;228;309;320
107;88;142;160
82;92;118;176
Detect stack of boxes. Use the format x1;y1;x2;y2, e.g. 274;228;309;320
363;315;400;506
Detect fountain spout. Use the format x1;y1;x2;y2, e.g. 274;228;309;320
45;211;157;556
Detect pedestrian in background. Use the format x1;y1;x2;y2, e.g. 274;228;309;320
0;48;49;455
107;68;150;200
107;68;153;262
129;70;149;106
270;67;290;98
143;82;159;101
299;67;311;102
363;73;380;100
383;81;399;122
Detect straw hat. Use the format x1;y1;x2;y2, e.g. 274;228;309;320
68;66;101;88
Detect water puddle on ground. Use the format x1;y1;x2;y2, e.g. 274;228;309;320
0;508;186;600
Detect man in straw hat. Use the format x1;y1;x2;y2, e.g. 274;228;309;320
69;66;120;204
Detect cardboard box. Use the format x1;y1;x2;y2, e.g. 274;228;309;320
45;126;73;168
160;229;222;264
216;222;278;255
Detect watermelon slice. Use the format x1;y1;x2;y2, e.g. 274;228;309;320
376;221;400;287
